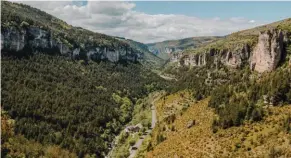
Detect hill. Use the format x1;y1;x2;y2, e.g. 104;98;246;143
1;1;171;157
1;1;163;67
143;19;291;157
147;36;221;60
115;37;166;68
175;18;291;71
147;94;291;157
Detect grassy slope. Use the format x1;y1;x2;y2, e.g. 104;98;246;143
147;94;291;158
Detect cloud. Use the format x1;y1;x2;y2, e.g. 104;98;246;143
15;1;264;43
249;20;256;23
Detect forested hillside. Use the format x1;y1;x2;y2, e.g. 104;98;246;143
1;1;170;157
1;54;170;157
120;38;166;68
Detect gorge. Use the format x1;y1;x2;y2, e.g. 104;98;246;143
1;1;291;158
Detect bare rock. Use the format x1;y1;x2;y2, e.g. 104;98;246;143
1;26;143;63
187;120;195;128
250;29;284;73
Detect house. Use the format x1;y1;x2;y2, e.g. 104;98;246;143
124;123;143;133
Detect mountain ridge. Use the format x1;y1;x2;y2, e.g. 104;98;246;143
1;1;165;67
146;36;222;60
170;18;291;73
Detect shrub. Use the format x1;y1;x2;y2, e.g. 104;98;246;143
129;139;136;146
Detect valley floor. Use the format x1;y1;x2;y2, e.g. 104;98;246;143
147;92;291;158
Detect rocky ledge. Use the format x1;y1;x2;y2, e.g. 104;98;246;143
250;30;284;72
1;26;143;63
174;29;286;73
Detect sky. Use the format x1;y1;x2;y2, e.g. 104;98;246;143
13;1;291;43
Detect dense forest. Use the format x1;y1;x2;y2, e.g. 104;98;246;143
1;54;170;157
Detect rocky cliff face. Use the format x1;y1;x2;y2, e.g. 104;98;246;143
177;44;250;69
1;27;143;63
175;29;285;73
250;30;284;72
148;46;182;55
179;53;207;67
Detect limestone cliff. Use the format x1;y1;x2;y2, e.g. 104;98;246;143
175;29;286;73
1;27;143;63
1;1;143;63
250;29;284;72
177;44;250;69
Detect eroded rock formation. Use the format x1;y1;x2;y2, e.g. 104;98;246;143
175;29;285;73
177;44;250;69
179;53;207;67
250;30;284;72
1;26;143;63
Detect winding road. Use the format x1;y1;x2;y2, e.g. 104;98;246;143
128;99;158;158
158;73;177;81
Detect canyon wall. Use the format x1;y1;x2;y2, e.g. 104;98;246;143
1;27;143;63
250;30;284;72
174;29;285;73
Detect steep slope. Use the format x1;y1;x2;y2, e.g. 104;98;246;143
1;1;171;157
174;18;291;72
116;37;166;68
141;19;291;158
147;95;291;157
1;1;143;63
147;36;221;60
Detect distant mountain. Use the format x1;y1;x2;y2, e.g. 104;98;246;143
146;36;221;60
115;37;166;68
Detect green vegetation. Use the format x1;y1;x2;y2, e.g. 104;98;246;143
166;61;291;129
109;92;162;157
127;40;166;69
1;54;170;157
1;109;77;158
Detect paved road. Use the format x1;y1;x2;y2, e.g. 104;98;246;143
128;102;158;158
159;73;177;81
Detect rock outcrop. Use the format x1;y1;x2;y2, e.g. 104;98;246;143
179;53;207;67
148;46;182;55
1;26;143;63
175;29;285;73
186;120;195;128
177;44;250;69
170;52;183;63
250;30;284;72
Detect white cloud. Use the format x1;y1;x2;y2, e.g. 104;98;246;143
249;20;256;23
15;1;264;43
